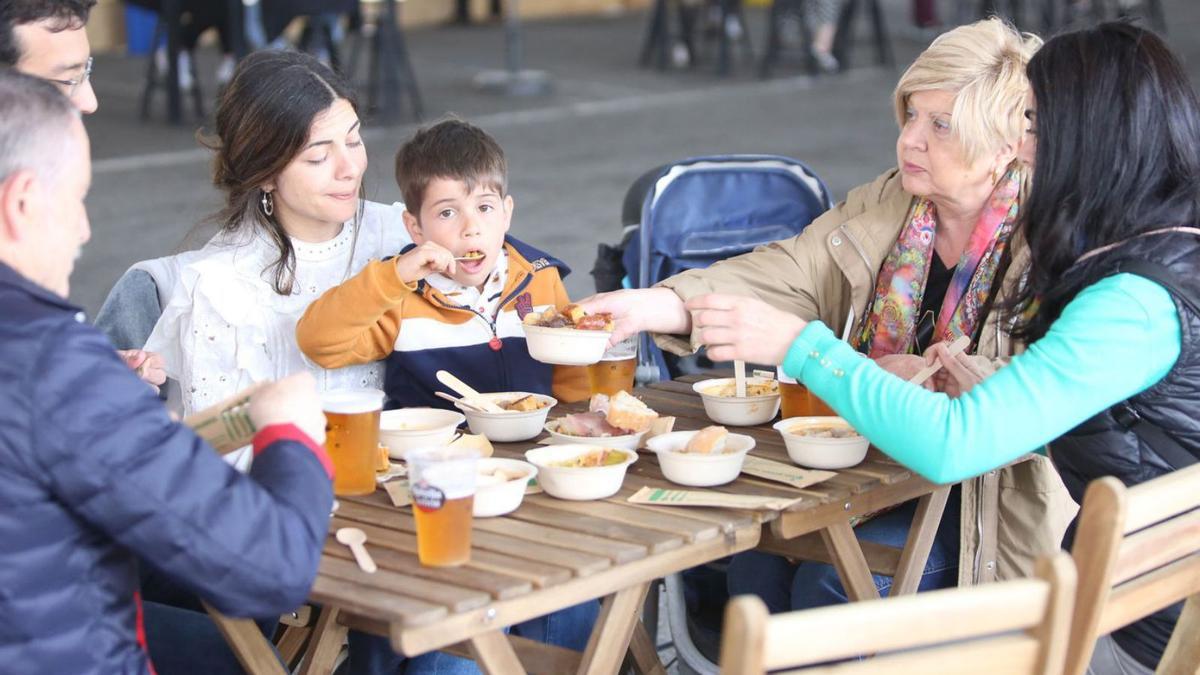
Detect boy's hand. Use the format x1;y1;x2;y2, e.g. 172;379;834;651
394;242;457;285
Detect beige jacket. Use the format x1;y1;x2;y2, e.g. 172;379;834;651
655;169;1078;585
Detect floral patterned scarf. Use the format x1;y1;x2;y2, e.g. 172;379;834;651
857;168;1022;357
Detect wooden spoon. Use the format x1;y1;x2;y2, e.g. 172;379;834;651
335;527;377;574
734;360;748;398
908;335;972;386
435;370;505;413
434;391;489;413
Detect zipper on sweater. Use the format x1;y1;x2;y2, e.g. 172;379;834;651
838;224;874;338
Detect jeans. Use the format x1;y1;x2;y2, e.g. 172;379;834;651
727;490;961;613
1088;635;1154;675
144;601;280;674
344;600;600;674
140;566;281;674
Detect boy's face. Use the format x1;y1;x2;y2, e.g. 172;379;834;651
404;176;513;289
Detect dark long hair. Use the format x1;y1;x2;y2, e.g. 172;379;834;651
1008;22;1200;342
205;50;361;295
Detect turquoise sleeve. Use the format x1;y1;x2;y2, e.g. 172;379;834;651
782;273;1181;484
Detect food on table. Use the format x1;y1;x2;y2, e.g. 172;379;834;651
702;380;780;398
787;423;861;439
682;426;730;454
552;392;659;437
549;448;629;468
477;466;528;487
522;304;614;332
500;394;550;412
375;444;391;472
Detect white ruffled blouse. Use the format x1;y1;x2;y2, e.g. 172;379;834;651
146;200;411;417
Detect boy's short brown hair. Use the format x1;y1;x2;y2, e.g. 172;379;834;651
394;118;508;216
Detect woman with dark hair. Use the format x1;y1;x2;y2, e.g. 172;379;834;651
689;22;1200;674
145;50;407;428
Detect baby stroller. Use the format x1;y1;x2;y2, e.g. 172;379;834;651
592;154;834;384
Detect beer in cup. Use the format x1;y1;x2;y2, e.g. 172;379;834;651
587;335;637;396
778;368;835;419
408;446;478;567
322;388;385;496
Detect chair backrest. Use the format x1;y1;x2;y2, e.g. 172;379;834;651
1065;465;1200;675
719;552;1076;675
620;155;833;381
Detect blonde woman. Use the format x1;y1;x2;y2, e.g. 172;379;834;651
584;18;1072;608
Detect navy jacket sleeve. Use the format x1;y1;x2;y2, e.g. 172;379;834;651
31;319;334;617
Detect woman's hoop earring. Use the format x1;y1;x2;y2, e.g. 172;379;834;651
261;191;274;217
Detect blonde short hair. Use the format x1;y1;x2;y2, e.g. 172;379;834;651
893;18;1042;166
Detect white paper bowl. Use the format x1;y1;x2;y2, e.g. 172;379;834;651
455;393;557;443
773;416;869;469
474;458;538;517
645;430;756;487
692;378;782;426
543;419;646;451
522;323;613;366
378;408;465;460
524;445;637;501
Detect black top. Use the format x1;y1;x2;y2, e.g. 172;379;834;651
913;254;955;354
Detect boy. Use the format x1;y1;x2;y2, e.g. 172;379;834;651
297;119;589;408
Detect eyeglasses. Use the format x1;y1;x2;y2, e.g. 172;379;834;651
45;57;93;97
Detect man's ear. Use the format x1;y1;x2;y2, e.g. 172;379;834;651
0;171;40;243
403;208;424;244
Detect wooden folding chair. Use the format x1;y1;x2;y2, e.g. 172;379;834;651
719;551;1076;674
1065;465;1200;675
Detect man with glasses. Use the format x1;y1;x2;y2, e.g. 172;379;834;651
1;0;98;114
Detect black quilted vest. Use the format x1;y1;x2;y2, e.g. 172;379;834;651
1050;233;1200;669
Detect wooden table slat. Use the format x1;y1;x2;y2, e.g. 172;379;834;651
309;575;447;627
522;494;720;543
335;503;613;578
504;501;685;553
327;517;570;590
319;554;492;613
322;539;532;600
472;516;650;565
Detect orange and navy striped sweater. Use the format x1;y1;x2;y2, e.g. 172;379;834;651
296;237;589;409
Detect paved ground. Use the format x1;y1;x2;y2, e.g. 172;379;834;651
75;0;1200;318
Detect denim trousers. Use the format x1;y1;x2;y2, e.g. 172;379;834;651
344;600;600;674
727;489;962;613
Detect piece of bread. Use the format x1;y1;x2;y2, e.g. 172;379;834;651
506;394;545;412
562;303;588;325
684;426;728;455
604;391;659;433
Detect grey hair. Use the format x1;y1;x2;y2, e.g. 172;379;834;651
0;70;80;186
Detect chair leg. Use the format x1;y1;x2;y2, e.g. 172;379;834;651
139;19;163;122
759;0;784;78
866;0;892;67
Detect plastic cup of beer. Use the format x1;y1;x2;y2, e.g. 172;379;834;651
588;335;638;396
408;446;479;567
322;388;385;496
778;368;836;419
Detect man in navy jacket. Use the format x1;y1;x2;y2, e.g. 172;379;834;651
0;71;335;674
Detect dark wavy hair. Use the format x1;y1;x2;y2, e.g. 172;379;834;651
205;50;361;295
1007;22;1200;342
0;0;95;65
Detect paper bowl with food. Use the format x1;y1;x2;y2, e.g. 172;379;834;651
692;377;781;426
455;392;557;443
474;458;538;517
521;304;614;366
378;408;465;460
544;391;658;451
773;416;869;469
524;445;637;501
645;426;755;487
